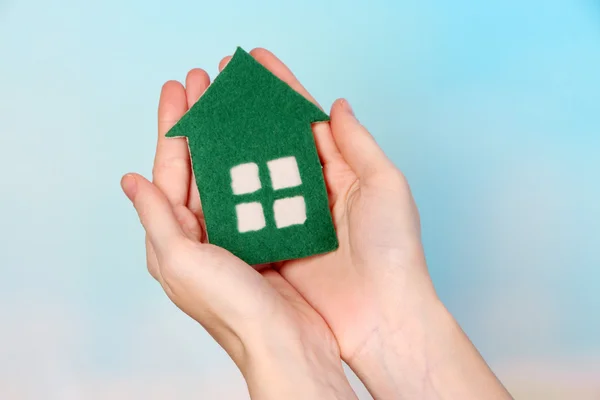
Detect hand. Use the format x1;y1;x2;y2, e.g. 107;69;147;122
214;47;425;355
214;49;511;399
120;70;357;399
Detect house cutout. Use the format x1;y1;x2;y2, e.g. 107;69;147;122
166;47;338;265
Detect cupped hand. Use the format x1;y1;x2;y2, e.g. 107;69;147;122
215;48;434;357
217;49;510;399
121;70;357;400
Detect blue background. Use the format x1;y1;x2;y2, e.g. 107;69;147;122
1;0;598;398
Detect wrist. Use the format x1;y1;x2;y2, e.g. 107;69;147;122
347;288;511;399
345;284;445;397
241;332;357;400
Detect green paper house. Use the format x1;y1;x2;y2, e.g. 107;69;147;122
166;47;338;265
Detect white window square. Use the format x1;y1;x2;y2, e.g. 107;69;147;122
267;156;302;190
230;163;261;195
273;196;306;229
236;202;266;233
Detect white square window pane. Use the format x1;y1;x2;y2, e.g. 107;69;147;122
230;163;261;195
236;202;266;233
273;196;306;229
267;156;302;190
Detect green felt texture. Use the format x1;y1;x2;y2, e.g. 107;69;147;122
166;47;338;265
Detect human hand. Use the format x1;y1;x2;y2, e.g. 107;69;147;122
120;71;357;400
214;48;512;399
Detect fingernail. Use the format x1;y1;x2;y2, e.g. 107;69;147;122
121;174;137;202
343;99;354;116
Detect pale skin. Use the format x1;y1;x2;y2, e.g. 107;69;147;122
121;48;513;400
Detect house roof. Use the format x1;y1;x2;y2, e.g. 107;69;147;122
165;47;329;141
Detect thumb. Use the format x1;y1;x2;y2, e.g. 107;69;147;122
330;99;393;179
121;174;281;359
121;173;184;256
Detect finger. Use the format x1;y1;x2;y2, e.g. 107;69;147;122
330;99;393;179
121;173;185;255
248;48;344;169
146;237;160;280
218;56;232;72
260;269;330;324
184;69;211;217
261;269;308;306
154;80;190;206
185;68;210;108
173;204;203;242
187;173;206;236
250;48;320;107
314;121;345;169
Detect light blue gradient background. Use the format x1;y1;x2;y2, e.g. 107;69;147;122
1;0;599;398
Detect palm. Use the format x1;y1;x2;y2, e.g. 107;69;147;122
276;143;425;355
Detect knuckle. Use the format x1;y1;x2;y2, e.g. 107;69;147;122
152;157;189;180
146;240;168;284
372;168;408;188
136;202;153;222
147;263;160;281
390;169;409;187
157;239;197;291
